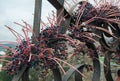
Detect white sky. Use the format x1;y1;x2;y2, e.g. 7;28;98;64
0;0;55;42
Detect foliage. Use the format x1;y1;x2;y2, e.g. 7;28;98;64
0;0;120;81
0;71;12;81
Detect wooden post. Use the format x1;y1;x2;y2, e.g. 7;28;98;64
12;0;42;81
22;0;42;81
32;0;42;43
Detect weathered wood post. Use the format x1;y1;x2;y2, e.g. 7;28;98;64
12;0;42;81
22;0;42;81
32;0;42;43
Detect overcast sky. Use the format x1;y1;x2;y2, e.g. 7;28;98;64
0;0;55;42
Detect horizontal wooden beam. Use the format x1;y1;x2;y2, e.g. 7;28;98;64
48;0;71;18
48;0;64;9
48;0;71;34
